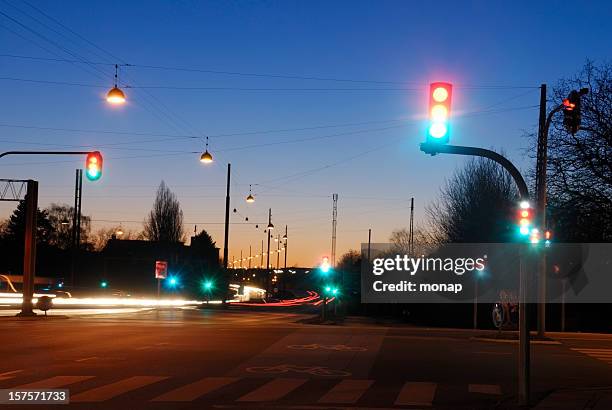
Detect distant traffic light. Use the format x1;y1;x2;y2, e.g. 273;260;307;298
563;88;589;135
202;280;214;291
427;82;453;144
100;280;108;288
85;151;103;181
320;256;331;274
517;200;534;237
166;276;179;288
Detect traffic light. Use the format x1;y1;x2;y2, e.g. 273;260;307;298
320;256;331;274
85;151;103;181
517;200;534;237
562;88;588;135
544;230;552;247
202;280;214;291
427;82;453;144
100;280;108;288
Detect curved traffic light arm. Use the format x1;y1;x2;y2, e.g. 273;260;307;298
0;151;93;159
420;143;529;200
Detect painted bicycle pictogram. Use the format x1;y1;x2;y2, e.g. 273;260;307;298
246;364;352;377
287;343;367;352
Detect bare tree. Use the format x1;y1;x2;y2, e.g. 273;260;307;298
427;157;518;243
90;226;144;251
543;61;612;241
389;227;437;256
144;181;185;243
45;203;91;250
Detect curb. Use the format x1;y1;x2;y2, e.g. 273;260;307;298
471;336;561;345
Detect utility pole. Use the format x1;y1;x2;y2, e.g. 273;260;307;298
248;245;252;269
261;240;264;268
367;229;371;262
266;208;272;296
70;169;83;289
223;163;231;270
535;84;547;338
409;197;415;256
421;142;531;406
331;193;338;266
276;235;280;269
284;225;288;269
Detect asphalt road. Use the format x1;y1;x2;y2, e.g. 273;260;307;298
1;308;612;409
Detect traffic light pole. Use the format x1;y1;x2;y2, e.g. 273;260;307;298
420;142;531;406
420;143;529;198
17;180;38;317
0;150;92;160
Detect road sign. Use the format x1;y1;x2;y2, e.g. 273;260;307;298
155;260;168;279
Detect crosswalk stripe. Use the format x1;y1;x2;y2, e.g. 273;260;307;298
237;378;307;402
11;376;94;389
71;376;168;402
394;382;437;406
318;379;374;404
469;384;502;395
151;377;238;402
571;348;612;352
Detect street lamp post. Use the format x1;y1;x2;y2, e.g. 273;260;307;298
266;209;273;297
283;225;288;269
223;164;231;271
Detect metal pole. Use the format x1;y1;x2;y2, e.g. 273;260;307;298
367;229;371;262
276;235;280;269
18;180;38;317
409;197;414;255
284;225;288;269
536;84;547;338
473;272;478;329
70;169;79;288
518;244;530;406
561;279;566;332
223;163;231;270
249;245;251;269
266;209;271;296
420;144;529;199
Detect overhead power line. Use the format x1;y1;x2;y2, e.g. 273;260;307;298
0;53;539;89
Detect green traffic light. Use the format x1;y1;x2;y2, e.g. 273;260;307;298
203;280;213;291
100;281;108;288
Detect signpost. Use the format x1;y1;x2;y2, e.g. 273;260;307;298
155;260;168;298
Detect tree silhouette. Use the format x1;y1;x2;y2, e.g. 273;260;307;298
1;200;54;245
544;61;612;241
45;203;91;250
144;181;185;243
428;157;518;243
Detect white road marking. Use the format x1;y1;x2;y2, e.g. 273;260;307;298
318;379;374;404
152;376;238;402
71;376;168;402
394;382;437;406
237;378;307;402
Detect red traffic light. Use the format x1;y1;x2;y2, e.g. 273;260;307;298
85;151;103;181
427;82;453;143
